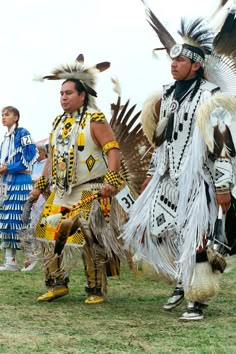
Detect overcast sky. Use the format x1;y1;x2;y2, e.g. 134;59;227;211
0;0;222;141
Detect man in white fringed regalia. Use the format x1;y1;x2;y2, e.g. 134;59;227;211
122;6;236;321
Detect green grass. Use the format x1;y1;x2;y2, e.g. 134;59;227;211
0;253;235;354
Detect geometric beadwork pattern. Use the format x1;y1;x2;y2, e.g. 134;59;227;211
156;213;166;227
86;155;96;171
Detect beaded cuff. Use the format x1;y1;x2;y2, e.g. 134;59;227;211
103;170;122;189
215;158;233;189
102;140;120;154
34;176;49;191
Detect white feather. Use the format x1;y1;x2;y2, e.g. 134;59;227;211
155;116;168;137
210;115;218;127
32;75;45;82
111;77;121;96
46;213;62;227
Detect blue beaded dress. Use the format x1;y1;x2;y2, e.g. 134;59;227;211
0;126;38;249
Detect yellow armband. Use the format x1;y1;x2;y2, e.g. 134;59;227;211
102;140;120;154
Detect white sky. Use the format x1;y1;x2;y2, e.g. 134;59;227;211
0;0;222;141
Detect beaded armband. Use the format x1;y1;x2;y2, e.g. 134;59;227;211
103;170;122;189
34;176;49;191
90;112;106;123
102;140;120;154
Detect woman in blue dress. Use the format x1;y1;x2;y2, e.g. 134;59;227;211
0;106;38;270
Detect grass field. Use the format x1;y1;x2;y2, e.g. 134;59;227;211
0;253;235;354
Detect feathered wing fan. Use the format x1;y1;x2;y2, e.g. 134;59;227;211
205;6;236;95
110;84;153;195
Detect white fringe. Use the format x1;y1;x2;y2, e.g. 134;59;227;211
176;126;218;291
121;154;177;281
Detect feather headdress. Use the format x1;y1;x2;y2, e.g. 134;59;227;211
178;17;214;53
168;17;214;69
142;0;236;95
36;54;110;109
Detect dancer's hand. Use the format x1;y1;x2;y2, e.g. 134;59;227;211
101;183;117;198
0;163;7;175
29;188;41;201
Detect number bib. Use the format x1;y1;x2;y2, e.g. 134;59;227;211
115;185;135;214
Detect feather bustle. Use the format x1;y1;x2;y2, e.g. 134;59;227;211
110;94;153;194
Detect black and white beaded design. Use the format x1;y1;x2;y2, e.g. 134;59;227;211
215;158;233;188
150;178;178;238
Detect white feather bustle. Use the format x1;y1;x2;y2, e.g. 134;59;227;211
185;262;221;303
197;92;236;152
140;92;162;144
